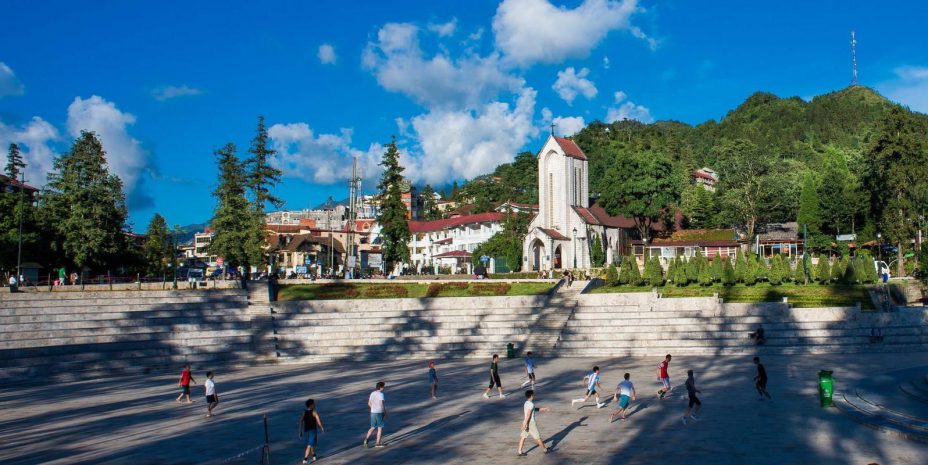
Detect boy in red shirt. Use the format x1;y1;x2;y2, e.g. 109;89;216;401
175;364;196;403
657;354;672;399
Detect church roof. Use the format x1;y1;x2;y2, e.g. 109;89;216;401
574;204;673;232
553;136;587;160
538;227;569;240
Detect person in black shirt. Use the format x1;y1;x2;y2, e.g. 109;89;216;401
299;399;325;463
681;370;701;425
483;354;506;398
753;357;772;400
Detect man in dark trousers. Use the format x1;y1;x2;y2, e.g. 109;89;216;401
754;357;772;400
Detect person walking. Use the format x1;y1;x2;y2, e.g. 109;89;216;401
571;366;605;409
610;373;637;422
754;357;772;400
517;389;551;456
483;354;505;398
204;371;219;417
299;398;325;463
657;354;672;399
681;370;701;425
521;351;537;389
175;364;196;403
428;361;439;399
364;382;387;448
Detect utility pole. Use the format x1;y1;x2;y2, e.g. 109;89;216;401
347;156;361;278
15;170;26;286
172;224;179;289
327;196;334;276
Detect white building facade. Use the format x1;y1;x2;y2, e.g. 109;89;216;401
408;212;505;274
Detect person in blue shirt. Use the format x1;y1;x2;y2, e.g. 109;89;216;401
428;360;439;399
521;352;537;389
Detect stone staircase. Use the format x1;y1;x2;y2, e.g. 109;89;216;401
0;289;253;381
522;280;587;356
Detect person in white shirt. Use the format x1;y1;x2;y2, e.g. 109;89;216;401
517;389;551;456
610;373;637;422
364;382;386;448
571;366;605;409
204;371;219;417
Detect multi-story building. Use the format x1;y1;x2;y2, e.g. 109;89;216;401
408;212;505;274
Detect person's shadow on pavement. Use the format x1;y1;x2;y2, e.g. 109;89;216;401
547;416;589;450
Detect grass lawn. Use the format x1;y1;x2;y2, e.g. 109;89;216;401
277;282;553;301
592;283;874;309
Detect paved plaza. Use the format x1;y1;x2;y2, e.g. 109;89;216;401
1;353;926;465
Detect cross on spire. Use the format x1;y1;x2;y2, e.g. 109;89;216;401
550;122;556;136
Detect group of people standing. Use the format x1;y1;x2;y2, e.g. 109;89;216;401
172;353;773;462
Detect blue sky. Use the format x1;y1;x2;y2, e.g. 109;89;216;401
2;0;927;231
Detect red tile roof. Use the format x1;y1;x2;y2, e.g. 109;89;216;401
433;250;472;258
539;228;569;240
572;206;600;225
0;174;38;192
692;170;717;181
409;212;505;233
649;239;740;247
554;136;587;160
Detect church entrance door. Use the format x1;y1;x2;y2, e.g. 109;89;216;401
530;239;545;271
553;245;562;269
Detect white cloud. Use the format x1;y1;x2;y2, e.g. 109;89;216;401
553;67;597;104
605;90;652;122
0;117;59;187
492;0;650;66
406;87;538;184
152;85;202;102
363;22;522;110
66;96;153;206
878;65;928;114
602;56;610;69
317;43;337;64
0;62;25;98
428;18;458;37
269;123;384;184
553;116;585;136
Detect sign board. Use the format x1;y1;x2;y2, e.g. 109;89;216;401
295;266;308;274
365;253;383;268
480;255;490;264
304;256;313;265
216;257;224;267
348;256;357;268
835;234;857;242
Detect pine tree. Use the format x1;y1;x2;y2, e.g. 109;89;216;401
41;131;129;271
685;256;699;283
831;257;848;283
734;253;748;283
377;137;411;272
743;255;758;285
710;256;723;283
142;213;173;277
791;260;805;284
209;143;253;269
246;116;283;270
605;264;619;286
620;256;642;286
842;258;858;284
673;260;689;287
855;254;875;284
590;233;606;267
721;258;736;286
698;260;713;286
767;255;783;285
815;257;831;283
5;143;25;179
645;257;663;287
796;172;822;235
666;257;678;284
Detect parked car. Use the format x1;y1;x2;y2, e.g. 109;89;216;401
187;268;206;283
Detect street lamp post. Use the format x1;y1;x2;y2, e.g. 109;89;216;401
877;232;882;264
15;171;25;288
172;225;179;289
572;227;578;269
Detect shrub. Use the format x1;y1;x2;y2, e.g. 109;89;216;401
666;257;678;285
790;260;805;284
767;255;784;285
734;254;748;283
365;285;409;298
425;282;467;297
698;260;714;286
841;259;858;285
721;258;736;286
815;257;831;283
605;264;619;286
710;257;723;283
831;257;848;283
855;254;876;284
685;256;701;283
673;260;689;287
468;283;511;296
644;257;664;287
618;256;642;286
743;255;758;285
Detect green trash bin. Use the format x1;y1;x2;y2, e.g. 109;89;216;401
818;370;834;407
506;342;515;359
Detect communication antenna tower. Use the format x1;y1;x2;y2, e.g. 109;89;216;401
850;30;858;86
346;156;362;275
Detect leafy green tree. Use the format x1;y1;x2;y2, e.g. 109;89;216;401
0;144;40;270
815;257;831;283
590;232;605;267
866;106;928;277
142;213;172;277
644;257;663;287
209;143;254;270
796;172;822;235
599;151;678;241
680;184;719;229
666;257;679;284
791;260;806;284
684;256;700;283
605;264;618;286
715;139;792;241
734;253;748;282
842;258;858;284
767;255;785;285
618;256;642;286
377;137;411;272
419;184;442;221
818;147;866;235
40;131;129;271
721;259;736;286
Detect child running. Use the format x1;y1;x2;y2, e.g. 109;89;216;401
483;354;506;399
299;399;325;463
428;361;439;399
610;373;637;422
754;357;772;400
571;366;605;409
204;371;219;417
681;370;701;425
521;351;536;388
517;389;551;456
657;354;672;399
175;364;196;403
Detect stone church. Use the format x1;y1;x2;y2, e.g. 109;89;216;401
522;135;638;271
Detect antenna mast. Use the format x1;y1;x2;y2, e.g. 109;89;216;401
346;156;362;277
850;30;858;86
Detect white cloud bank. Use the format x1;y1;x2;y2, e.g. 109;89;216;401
0;62;25;98
269;123;384;185
553;66;597;104
0;117;59;187
879;65;928;114
605;90;653;123
317;43;337;64
492;0;650;66
428;18;458;37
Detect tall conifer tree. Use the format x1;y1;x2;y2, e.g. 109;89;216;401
377;137;410;272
